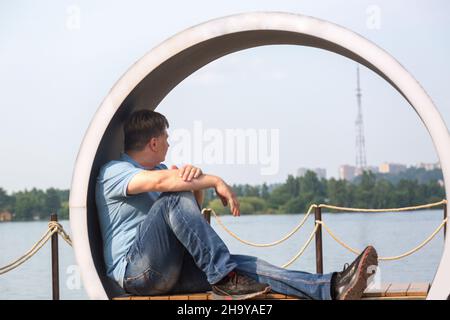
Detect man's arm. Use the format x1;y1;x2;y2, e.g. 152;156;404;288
127;169;218;194
127;169;240;216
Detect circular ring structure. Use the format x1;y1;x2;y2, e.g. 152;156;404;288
69;12;450;300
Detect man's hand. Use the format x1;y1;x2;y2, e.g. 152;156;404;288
171;165;204;207
171;164;203;181
215;180;240;217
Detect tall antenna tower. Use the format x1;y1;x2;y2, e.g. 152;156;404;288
355;64;367;172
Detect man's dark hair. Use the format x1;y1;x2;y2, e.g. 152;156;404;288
124;109;169;152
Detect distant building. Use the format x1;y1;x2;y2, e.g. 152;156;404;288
339;165;356;181
0;211;13;222
416;162;441;171
297;167;327;179
379;162;407;174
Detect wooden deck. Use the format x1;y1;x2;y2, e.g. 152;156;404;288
361;282;430;300
113;282;429;300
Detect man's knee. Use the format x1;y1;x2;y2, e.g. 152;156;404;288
166;191;198;208
167;191;194;198
166;191;204;219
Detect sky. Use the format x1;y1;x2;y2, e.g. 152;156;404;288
0;0;449;193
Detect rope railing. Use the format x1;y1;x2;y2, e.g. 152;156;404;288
281;223;320;268
205;204;317;247
205;199;448;268
0;220;72;275
318;199;447;213
316;218;447;261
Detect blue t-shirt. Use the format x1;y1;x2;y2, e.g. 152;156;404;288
95;153;167;288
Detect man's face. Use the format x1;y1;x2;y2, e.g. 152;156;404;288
154;129;169;162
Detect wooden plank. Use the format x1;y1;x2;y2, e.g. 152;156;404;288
169;295;190;300
362;295;426;300
148;296;170;300
261;293;288;299
188;293;209;300
406;283;430;297
113;296;132;300
363;283;391;298
130;296;151;300
385;283;410;297
119;283;427;301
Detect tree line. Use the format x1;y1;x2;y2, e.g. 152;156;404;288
0;168;445;220
205;170;445;215
0;188;69;221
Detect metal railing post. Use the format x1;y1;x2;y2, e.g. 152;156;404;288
314;206;324;274
51;213;60;300
203;209;211;224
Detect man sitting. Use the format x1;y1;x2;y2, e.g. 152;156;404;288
95;109;378;300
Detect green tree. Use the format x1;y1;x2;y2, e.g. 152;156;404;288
261;183;270;200
282;196;306;214
60;201;70;220
372;179;395;208
243;184;260;197
45;188;61;215
326;178;350;208
231;185;244;197
285;175;299;197
299;171;324;197
13;189;46;221
424;180;445;202
0;187;12;211
239;197;268;214
206;198;229;215
354;171;377;208
268;184;291;211
395;179;420;207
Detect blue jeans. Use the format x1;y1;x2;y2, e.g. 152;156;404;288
123;191;333;300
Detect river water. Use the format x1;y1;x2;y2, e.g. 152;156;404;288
0;209;445;299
